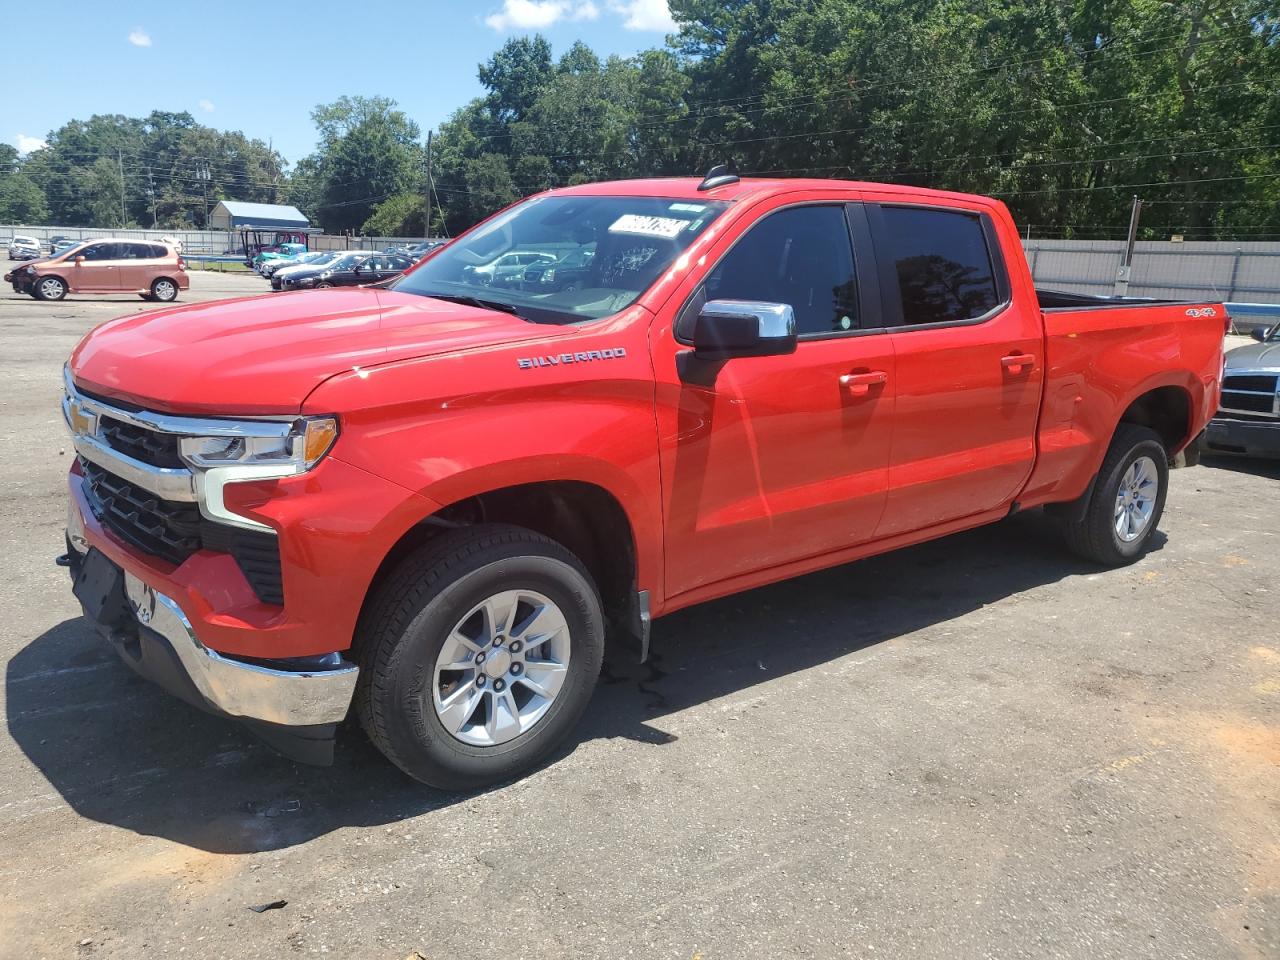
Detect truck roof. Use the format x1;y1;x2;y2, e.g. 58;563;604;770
546;176;1001;208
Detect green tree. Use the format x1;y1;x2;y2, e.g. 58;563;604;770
304;96;421;232
0;172;49;223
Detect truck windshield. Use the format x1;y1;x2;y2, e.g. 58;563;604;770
391;195;730;324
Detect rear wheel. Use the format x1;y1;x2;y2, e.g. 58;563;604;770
150;278;178;302
1062;423;1168;566
355;524;604;789
34;276;66;301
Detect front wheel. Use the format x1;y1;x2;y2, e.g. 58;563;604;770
316;280;333;289
1062;423;1169;566
34;276;66;301
355;524;604;789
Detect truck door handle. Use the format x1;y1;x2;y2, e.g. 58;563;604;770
1001;353;1035;374
839;370;888;397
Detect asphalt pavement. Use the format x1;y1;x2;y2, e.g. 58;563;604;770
0;271;1276;959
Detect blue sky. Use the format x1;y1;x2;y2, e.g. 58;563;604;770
4;0;676;165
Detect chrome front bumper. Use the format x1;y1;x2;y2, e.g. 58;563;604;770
67;506;358;729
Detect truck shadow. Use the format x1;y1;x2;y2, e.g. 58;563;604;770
6;510;1138;854
1200;453;1280;481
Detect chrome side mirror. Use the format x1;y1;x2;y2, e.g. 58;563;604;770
693;300;797;359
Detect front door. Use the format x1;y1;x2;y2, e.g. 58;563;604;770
70;241;121;292
652;200;897;600
865;201;1043;537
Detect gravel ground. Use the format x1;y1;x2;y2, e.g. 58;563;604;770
0;272;1276;960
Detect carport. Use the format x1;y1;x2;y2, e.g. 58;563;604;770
208;201;315;263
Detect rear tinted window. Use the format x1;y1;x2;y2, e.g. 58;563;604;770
878;207;1001;326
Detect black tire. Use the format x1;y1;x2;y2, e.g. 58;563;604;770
355;524;605;789
1063;423;1169;566
33;276;66;301
150;277;178;302
316;280;333;289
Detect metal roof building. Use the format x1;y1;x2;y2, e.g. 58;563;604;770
208;201;311;231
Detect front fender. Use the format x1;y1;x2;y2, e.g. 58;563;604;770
302;325;663;594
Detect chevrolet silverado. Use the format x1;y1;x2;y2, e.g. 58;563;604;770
59;170;1225;788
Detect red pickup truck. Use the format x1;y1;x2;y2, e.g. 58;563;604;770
60;171;1224;788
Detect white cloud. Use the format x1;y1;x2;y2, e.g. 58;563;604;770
128;28;151;47
15;134;48;155
198;99;215;113
608;0;675;31
484;0;598;31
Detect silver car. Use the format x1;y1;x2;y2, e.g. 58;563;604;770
7;235;41;260
1204;321;1280;458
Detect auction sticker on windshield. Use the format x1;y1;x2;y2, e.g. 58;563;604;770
609;215;689;239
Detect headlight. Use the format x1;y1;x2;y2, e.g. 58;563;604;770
541;269;555;283
25;266;35;274
179;416;339;473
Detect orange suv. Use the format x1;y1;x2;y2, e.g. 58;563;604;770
5;239;189;302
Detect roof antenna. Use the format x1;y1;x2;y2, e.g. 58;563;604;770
698;160;740;191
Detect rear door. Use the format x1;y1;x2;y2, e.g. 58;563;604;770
117;242;154;292
864;200;1043;537
652;197;898;599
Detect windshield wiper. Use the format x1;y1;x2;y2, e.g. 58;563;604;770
424;293;530;321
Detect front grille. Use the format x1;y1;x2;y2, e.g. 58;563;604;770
1221;373;1278;416
80;458;285;605
99;416;184;468
1223;374;1278;393
82;459;201;565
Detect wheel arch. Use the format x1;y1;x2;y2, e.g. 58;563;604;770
36;273;69;296
358;477;647;658
1116;381;1195;454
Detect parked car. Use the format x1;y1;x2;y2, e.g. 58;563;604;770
510;248;595;292
59;173;1224;788
252;241;307;273
6;239;187;301
270;251;350;289
404;240;446;261
275;251;371;290
1203;321;1280;458
8;235;41;260
262;250;331;279
158;235;184;254
463;250;555;286
50;238;80;257
285;253;412;290
47;235;71;253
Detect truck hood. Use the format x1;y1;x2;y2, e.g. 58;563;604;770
1224;340;1280;371
70;287;568;415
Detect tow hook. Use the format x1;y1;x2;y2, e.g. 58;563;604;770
55;553;72;567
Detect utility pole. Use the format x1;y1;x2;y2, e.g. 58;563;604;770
1113;194;1143;297
118;149;127;226
424;130;434;241
147;166;158;227
196;160;211;228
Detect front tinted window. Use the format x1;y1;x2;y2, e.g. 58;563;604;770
393;195;729;324
79;243;116;261
704;205;858;336
879;207;1000;326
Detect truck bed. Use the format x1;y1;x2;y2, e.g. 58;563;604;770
1036;288;1194;311
1018;291;1226;511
